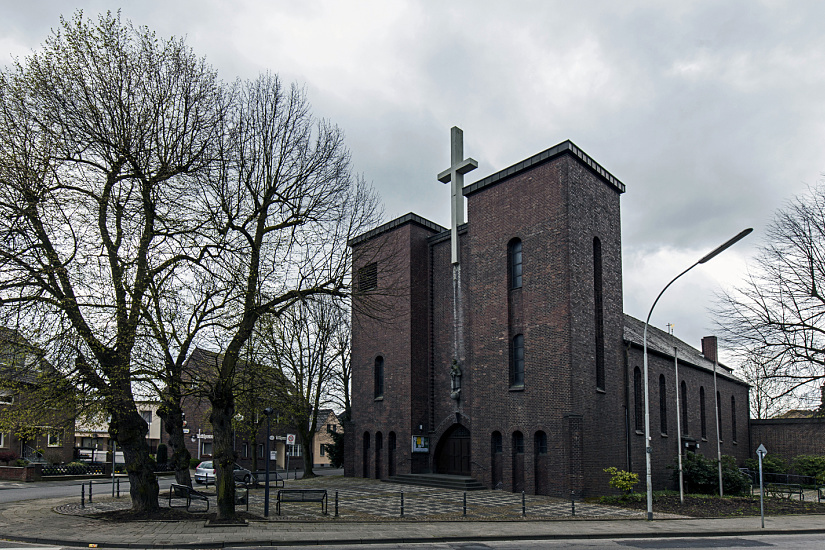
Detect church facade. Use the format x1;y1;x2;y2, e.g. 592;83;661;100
347;135;749;496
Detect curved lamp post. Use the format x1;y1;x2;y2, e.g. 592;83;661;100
643;228;752;520
263;407;274;517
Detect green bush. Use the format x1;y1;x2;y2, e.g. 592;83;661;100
675;453;750;496
603;466;639;494
66;461;87;468
189;457;201;469
791;455;825;479
745;454;788;474
325;430;345;469
156;443;168;465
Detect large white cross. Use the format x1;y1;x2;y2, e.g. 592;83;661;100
437;127;477;265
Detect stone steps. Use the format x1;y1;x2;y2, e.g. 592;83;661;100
385;473;486;491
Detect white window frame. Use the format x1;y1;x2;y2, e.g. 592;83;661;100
0;393;13;405
47;431;62;447
0;432;6;448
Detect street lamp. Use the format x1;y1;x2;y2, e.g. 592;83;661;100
263;407;274;517
642;228;752;520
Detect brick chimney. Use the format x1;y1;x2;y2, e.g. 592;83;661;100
701;336;718;363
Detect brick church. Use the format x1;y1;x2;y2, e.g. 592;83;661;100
347;129;749;496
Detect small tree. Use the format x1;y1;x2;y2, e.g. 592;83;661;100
325;430;345;469
678;453;750;495
603;467;639;494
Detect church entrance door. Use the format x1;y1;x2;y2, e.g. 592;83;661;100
435;424;471;476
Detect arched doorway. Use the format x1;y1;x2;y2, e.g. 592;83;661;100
362;432;371;478
388;432;396;477
375;432;383;479
435;424;471;475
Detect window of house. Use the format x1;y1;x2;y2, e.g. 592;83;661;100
374;356;384;399
0;392;13;405
47;431;62;447
593;237;605;390
287;444;302;457
633;367;643;432
358;262;378;292
512;431;524;454
680;381;688;435
731;395;737;443
258;444;264;458
508;238;523;289
320;445;325;457
510;334;524;388
0;432;6;448
534;431;547;454
700;386;707;440
140;410;152;425
202;442;212;455
659;374;667;435
243;442;249;458
328;424;337;433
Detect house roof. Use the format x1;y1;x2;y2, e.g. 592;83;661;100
623;314;747;386
313;409;338;431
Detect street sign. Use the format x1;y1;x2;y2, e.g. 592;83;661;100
756;443;767;456
286;433;296;445
756;443;768;528
269;435;275;441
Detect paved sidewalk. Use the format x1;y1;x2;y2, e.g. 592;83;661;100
0;477;823;548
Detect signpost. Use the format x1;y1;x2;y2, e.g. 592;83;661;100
756;443;767;528
286;434;296;475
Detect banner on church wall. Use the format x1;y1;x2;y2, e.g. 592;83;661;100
411;436;429;453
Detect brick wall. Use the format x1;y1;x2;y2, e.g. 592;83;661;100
750;418;825;462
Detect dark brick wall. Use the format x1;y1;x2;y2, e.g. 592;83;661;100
350;219;440;479
625;345;750;490
750;418;825;462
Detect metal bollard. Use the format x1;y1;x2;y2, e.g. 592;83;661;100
89;481;93;503
571;491;576;516
463;492;467;516
522;491;525;517
335;491;339;517
81;483;85;509
400;491;404;517
116;477;120;498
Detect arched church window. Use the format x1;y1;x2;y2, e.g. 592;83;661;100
491;431;503;454
593;237;605;390
508;239;522;289
716;391;723;442
659;374;667;435
534;431;547;454
700;386;707;439
633;367;643;432
374;356;384;399
510;334;524;388
512;431;524;454
731;395;737;443
680;380;688;435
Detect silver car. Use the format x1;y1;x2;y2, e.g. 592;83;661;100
194;461;256;484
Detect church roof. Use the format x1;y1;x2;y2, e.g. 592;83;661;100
623;314;747;386
463;140;626;197
348;213;447;247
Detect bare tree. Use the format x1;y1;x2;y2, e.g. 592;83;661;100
0;12;224;511
329;307;352;421
202;74;381;519
717;183;825;415
258;298;346;478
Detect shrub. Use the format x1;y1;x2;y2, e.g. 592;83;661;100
66;461;86;468
745;454;788;474
791;455;825;479
603;466;639;494
0;451;18;465
156;443;168;465
676;453;750;496
14;458;28;467
189;457;201;469
325;430;345;469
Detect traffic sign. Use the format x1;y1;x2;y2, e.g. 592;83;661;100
756;443;767;456
286;433;296;445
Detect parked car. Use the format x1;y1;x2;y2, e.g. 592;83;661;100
194;461;256;484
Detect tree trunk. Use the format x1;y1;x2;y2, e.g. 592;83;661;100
209;383;236;520
158;400;192;487
111;407;159;512
299;426;316;479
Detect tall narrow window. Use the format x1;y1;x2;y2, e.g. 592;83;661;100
593;237;605;390
512;431;524;454
731;395;737;443
508;239;523;289
374;356;384;399
659;374;668;435
534;431;547;454
492;431;503;454
700;386;707;439
633;367;643;432
510;334;524;387
680;381;688;435
717;391;723;441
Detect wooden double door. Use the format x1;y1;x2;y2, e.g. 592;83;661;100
436;425;471;475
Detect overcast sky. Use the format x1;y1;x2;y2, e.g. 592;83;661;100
4;1;825;368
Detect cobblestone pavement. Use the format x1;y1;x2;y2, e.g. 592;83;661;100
56;475;654;521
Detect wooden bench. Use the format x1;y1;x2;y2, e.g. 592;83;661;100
168;483;210;512
276;489;327;516
764;483;804;500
